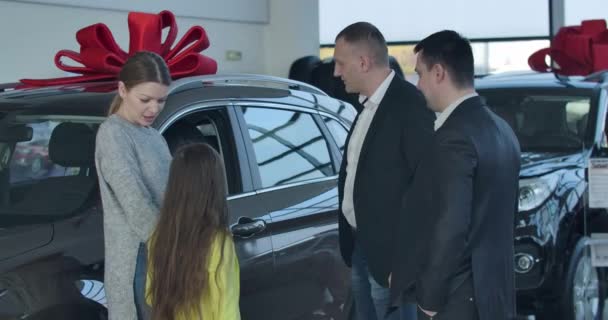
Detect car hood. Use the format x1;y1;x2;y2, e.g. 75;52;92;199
519;151;585;178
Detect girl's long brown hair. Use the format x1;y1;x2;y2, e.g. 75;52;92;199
149;143;230;320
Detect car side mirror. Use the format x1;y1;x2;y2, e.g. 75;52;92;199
0;125;33;143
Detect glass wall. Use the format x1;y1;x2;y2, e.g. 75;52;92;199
320;39;549;83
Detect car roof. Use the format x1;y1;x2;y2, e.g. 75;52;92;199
0;74;350;120
0;83;115;117
475;71;602;90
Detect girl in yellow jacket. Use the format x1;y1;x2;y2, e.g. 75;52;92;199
145;142;240;320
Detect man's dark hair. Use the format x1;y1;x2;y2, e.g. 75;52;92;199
414;30;474;88
336;22;389;66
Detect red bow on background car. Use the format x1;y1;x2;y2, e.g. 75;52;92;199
528;19;608;76
20;10;218;86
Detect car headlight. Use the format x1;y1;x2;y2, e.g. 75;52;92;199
518;174;559;211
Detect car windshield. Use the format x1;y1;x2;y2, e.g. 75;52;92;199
479;89;592;152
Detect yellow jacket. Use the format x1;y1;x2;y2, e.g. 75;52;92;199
146;233;241;320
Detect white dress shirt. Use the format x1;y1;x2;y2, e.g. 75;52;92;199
434;92;478;131
342;70;395;228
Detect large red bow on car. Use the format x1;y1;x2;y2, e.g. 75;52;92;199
20;10;217;86
528;19;608;76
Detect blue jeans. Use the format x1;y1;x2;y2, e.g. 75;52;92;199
351;242;417;320
134;243;151;320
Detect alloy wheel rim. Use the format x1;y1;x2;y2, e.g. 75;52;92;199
572;253;599;320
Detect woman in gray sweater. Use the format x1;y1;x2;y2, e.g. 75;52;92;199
95;52;172;320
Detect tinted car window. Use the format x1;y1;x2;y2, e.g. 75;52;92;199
10;121;79;184
241;107;335;188
481;91;591;152
0;115;101;226
162;108;241;195
322;116;348;155
315;95;356;126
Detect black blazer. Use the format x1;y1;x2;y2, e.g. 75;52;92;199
391;96;521;320
338;74;435;287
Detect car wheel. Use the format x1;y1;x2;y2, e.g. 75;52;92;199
537;238;605;320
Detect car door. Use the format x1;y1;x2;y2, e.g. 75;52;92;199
156;102;276;319
0;118;105;320
235;102;350;320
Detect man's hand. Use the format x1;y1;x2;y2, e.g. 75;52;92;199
418;305;437;317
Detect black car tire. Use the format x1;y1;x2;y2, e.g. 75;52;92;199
537;237;605;320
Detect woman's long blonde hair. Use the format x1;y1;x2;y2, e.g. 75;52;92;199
108;51;171;115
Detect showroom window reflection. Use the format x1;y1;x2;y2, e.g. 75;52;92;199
240;106;335;188
320;39;550;83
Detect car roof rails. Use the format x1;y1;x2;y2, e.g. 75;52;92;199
169;73;328;96
552;72;576;87
477;70;545;81
0;82;21;93
583;70;608;83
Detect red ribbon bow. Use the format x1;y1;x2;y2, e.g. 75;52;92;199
20;10;217;86
529;19;608;76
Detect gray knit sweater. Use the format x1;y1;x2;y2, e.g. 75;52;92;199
95;114;171;320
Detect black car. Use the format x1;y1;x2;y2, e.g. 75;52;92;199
0;74;356;320
476;71;608;320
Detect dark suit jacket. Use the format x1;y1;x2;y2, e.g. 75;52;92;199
338;74;435;287
391;96;520;320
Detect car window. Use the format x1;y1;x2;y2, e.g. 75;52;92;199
322;116;348;155
565;100;590;136
162;108;241;195
9;121;79;184
315;95;356;126
240;106;335;188
0;143;10;172
0;115;101;226
481;91;592;152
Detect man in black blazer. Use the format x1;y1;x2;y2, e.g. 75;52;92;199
391;30;521;320
333;22;434;320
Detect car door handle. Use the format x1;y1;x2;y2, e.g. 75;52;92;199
231;218;266;238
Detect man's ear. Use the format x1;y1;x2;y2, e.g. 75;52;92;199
360;54;373;72
118;81;128;99
432;64;446;83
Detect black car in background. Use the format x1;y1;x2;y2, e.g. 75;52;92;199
476;71;608;320
0;74;355;320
